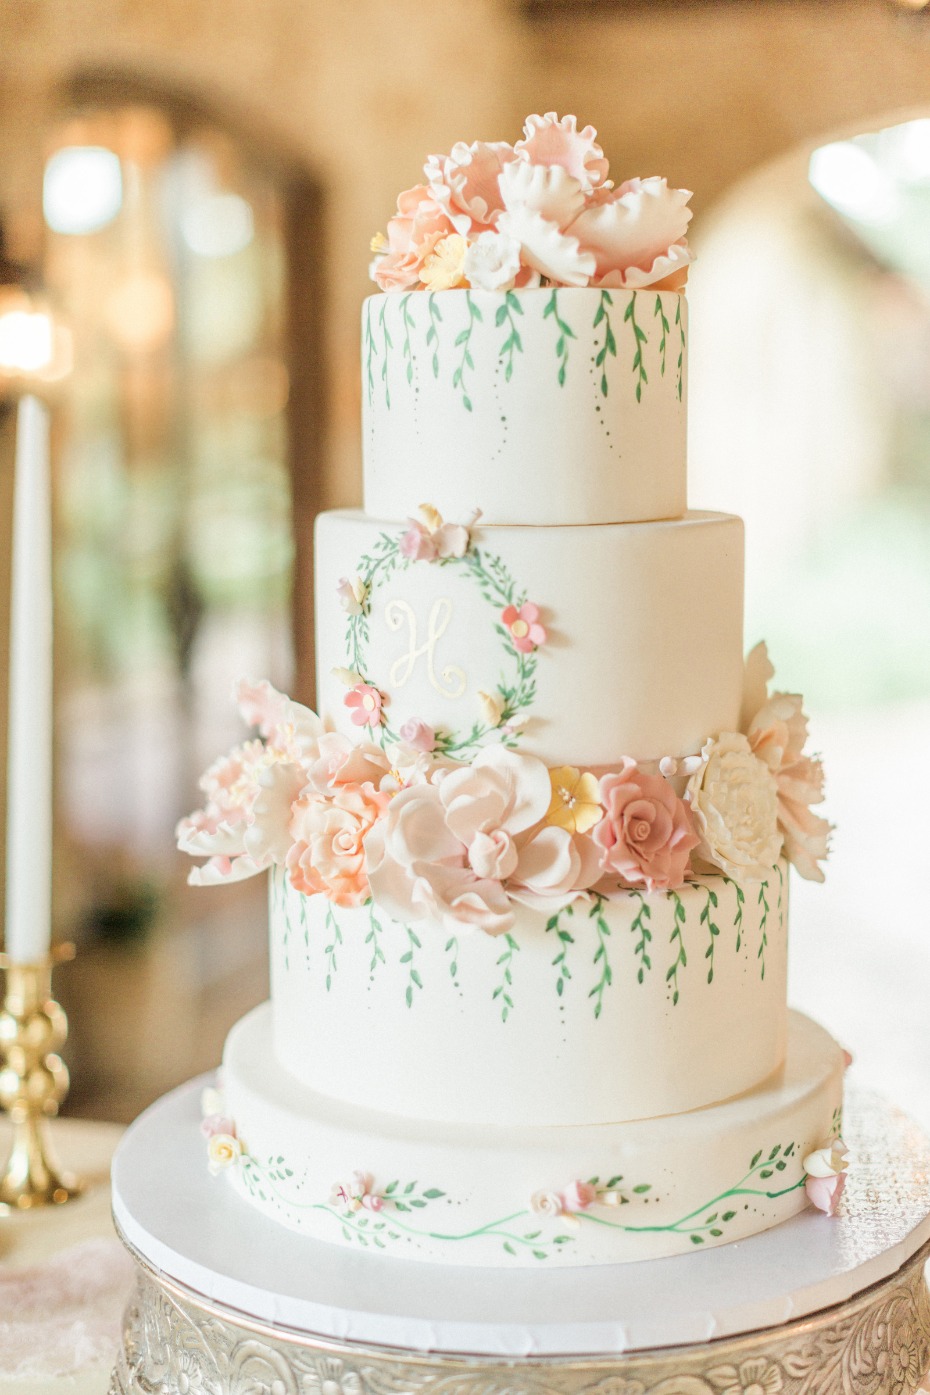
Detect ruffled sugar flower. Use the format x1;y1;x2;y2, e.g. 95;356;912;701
546;765;602;835
177;680;323;886
345;683;385;729
803;1138;849;1216
502;601;546;654
684;732;783;881
569;177;693;291
336;574;367;616
207;1133;242;1176
515;112;609;194
741;642;831;882
593;760;699;892
372;184;457;292
420;233;469;291
329;1171;384;1213
399;503;477;563
287;782;390;907
365;746;594;936
424;139;516;232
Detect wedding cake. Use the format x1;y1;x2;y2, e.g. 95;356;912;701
180;114;847;1268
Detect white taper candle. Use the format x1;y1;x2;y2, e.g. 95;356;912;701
4;393;53;962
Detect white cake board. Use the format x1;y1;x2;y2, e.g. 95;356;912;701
111;1075;930;1358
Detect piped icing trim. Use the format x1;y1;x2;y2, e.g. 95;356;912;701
370;113;693;295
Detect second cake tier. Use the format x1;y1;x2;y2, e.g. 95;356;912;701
314;509;744;768
270;862;788;1127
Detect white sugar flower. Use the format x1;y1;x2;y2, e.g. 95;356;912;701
529;1189;563;1218
463;229;523;292
803;1139;848;1179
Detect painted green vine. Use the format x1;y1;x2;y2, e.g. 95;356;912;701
758;879;770;982
365;901;385;979
323;903;342;993
624;292;649;402
543;287;575;385
666;890;688;1006
364;306;377;406
425;292;442;378
492;932;520;1022
675;296;685;401
400;925;423;1008
697;883;721;985
593;289;618;396
588;895;613;1019
629;891;653;984
452;290;482;410
495;290;524;382
231;1137;804;1260
400;292;416;385
378;297;392;408
545;902;575;997
654;293;670;377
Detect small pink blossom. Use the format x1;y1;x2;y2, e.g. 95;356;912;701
502;602;546;653
594;760;699;892
561;1180;598;1212
200;1114;236;1140
345;683;385;728
399;521;437;561
806;1171;846;1216
399;718;436;753
329;1171;385;1213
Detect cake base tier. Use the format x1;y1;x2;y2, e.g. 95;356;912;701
222;1005;844;1267
110;1077;930;1357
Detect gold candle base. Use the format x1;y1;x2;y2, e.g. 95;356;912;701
0;944;83;1209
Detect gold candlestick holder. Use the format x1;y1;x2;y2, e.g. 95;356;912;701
0;943;83;1209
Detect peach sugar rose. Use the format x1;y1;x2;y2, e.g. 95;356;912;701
287;783;390;908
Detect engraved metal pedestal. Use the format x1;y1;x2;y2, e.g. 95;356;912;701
110;1080;930;1395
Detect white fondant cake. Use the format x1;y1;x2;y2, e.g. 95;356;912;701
179;113;844;1269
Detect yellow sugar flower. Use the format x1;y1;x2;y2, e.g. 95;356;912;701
421;234;470;291
546;766;602;834
370;231;388;253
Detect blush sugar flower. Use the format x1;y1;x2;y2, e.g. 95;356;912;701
502;602;546;653
345;683;385;728
803;1138;849;1216
594;759;699;891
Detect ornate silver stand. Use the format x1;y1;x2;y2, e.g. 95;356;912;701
108;1078;930;1395
111;1235;930;1395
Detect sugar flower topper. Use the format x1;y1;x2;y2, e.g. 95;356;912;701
371;112;693;294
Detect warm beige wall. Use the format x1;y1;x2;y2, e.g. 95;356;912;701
3;1;930;506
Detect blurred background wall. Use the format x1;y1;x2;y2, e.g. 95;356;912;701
0;0;928;1124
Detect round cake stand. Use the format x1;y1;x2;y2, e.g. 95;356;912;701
109;1078;930;1395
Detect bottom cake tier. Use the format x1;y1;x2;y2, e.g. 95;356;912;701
217;1006;845;1268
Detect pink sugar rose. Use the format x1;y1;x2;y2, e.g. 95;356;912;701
502;602;546;654
593;759;699;891
399;718;436;754
806;1171;846;1216
560;1180;598;1212
345;683;384;728
287;783;389;908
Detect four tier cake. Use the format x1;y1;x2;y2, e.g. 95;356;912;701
181;113;847;1268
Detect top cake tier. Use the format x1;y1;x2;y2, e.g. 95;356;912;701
362;287;687;527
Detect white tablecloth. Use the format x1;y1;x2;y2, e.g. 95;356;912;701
0;1117;129;1394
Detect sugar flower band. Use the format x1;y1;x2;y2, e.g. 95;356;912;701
370;112;693;295
177;659;830;940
